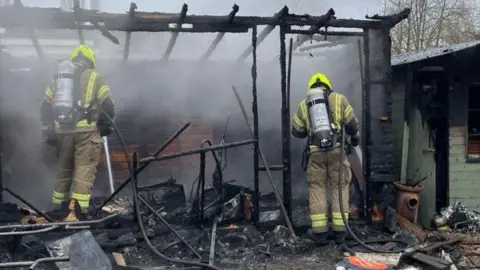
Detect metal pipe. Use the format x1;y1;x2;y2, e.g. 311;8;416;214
0;225;59;236
199;4;239;62
250;25;260;223
138;196;202;259
2;186;53;222
29;257;69;269
259;165;284;171
95;122;191;211
231;86;297;243
103;136;115;194
139;139;256;164
163;3;188;61
0;256;69;269
237;6;288;61
123;2;137;62
0;213;118;230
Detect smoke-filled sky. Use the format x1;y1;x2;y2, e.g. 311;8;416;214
1;0;380;208
20;0;383;18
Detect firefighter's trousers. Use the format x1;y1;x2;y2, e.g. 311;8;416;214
52;130;103;212
307;147;351;233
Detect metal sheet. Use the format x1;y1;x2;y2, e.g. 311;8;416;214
45;230;112;270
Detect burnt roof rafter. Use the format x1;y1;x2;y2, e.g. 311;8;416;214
0;4;410;32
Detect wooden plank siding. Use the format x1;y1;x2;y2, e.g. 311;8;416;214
449;126;480;209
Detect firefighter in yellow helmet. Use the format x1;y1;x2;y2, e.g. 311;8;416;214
291;73;360;244
40;44;115;221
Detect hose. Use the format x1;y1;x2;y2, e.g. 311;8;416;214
100;110;220;270
338;125;408;253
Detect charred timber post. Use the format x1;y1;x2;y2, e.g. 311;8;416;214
199;152;206;223
356;39;367;218
123;2;137;62
73;0;84;44
279;25;292;221
199;4;239;62
13;0;44;60
362;28;372;224
95;122;191;212
163;3;188;61
251;25;260;223
290;8;335;52
237;6;288;61
138;139;256;164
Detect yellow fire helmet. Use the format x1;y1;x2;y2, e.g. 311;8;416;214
70;44;96;67
307;72;332;90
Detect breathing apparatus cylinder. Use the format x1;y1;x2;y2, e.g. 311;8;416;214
52;59;80;127
306;87;336;149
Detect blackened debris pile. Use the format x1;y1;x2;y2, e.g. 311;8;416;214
434;201;480;232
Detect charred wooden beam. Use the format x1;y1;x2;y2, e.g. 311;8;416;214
237;6;289;61
23;23;248;33
290;8;335;52
13;0;44;60
288;29;365;37
366;8;411;27
123;2;138;62
90;21;119;44
139;139;256;164
73;0;84;44
162;3;188;61
199;4;239;62
0;6;409;32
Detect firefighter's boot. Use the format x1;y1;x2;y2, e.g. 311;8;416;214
62;199;80;222
306;229;328;245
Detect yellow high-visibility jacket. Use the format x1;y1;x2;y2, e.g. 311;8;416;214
291;89;359;152
41;68;113;134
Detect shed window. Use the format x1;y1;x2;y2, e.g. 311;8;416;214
467;85;480;159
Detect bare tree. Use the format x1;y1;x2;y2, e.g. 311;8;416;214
383;0;478;53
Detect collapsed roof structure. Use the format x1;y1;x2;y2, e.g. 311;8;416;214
0;0;410;268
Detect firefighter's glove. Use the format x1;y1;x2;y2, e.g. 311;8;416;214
97;121;113;137
351;136;359;147
42;125;57;147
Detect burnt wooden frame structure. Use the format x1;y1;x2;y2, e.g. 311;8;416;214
0;1;410;223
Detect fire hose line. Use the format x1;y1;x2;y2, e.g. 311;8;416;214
101;110;220;270
338;124;410;254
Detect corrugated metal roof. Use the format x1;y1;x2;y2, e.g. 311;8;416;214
392;40;480;66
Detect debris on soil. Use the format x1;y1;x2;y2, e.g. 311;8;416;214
434;201;480;232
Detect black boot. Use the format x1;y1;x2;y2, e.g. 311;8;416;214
307;229;329;245
334;231;352;244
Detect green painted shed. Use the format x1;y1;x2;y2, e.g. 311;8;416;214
391;40;480;226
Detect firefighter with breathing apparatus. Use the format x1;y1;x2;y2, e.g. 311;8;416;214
40;44;115;222
291;73;360;244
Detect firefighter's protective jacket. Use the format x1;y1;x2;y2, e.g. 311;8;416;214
291;89;359;152
40;66;115;134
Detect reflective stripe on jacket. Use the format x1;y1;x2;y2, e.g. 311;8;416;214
44;69;112;133
292;90;357;152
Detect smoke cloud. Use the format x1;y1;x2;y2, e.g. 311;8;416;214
0;0;369;211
